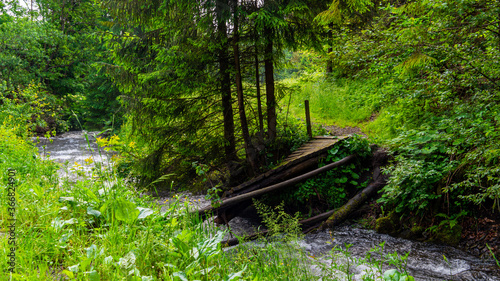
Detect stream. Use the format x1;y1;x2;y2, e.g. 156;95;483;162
35;131;500;281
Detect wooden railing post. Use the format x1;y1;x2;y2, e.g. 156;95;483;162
305;100;312;139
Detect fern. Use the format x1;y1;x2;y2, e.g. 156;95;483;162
315;4;343;26
396;52;437;76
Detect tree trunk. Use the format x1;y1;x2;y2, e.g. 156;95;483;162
319;180;385;230
326;23;333;74
216;0;237;164
254;0;264;141
264;26;276;142
255;46;264;141
233;0;257;174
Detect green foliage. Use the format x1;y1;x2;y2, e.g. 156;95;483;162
0;125;58;187
253;200;302;240
81;74;124;130
279;135;371;213
283;77;382;127
0;3;123;133
280;0;500;221
315;0;374;27
426;211;467;236
0;83;68;135
95;0;330;187
377;94;500;215
0;119;327;280
0;18;64;90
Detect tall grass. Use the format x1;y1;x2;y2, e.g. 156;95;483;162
282;78;383;128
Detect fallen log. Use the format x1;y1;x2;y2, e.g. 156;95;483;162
220;179;386;247
227;156;323;197
214;157;329;224
197;154;356;219
319;179;385;230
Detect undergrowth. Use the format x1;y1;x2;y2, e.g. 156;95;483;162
282;65;500;245
282;77;385;127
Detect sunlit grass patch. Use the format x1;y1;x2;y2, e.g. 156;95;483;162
281;78;382;128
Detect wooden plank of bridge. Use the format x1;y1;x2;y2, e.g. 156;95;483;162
284;136;347;163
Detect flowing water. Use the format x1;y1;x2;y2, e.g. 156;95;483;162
36;131;500;281
35;131;112;180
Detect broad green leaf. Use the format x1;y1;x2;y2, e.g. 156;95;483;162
114;198;139;224
119;251;136;270
62;270;74;279
68;264;80;274
137;207;154;219
173;272;188;281
85;270;100;281
87;206;102;218
383;269;400;280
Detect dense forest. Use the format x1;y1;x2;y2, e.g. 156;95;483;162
1;0;500;279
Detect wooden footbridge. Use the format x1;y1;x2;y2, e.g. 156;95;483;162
194;135;387;245
224;135;349;198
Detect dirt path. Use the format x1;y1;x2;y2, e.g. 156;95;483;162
320;124;365;137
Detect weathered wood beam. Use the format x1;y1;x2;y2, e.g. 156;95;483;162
197;154;356;218
225;136;348;197
220;180;386;247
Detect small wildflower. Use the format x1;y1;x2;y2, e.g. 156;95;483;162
84;157;94;165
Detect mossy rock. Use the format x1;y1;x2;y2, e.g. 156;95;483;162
375;214;398;235
434;224;462;246
399;225;426;240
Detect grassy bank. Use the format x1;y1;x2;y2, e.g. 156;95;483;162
0;120;420;280
281;77;387;128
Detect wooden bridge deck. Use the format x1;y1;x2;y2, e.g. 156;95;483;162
283;136;348;164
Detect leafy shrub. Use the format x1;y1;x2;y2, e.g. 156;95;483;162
378;93;500;216
0;83;68;136
253;199;302;239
